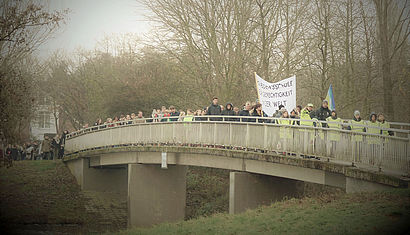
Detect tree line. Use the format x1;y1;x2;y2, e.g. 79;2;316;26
1;0;409;143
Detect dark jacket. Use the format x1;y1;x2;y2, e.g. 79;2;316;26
310;105;331;127
239;109;251;122
290;114;300;125
251;109;268;123
222;103;235;121
169;111;180;121
207;103;222;121
310;105;331;120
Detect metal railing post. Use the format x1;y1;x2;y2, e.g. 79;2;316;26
229;123;232;147
214;122;217;145
264;125;268;150
245;124;250;149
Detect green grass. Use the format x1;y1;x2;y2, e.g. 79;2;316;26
29;160;58;171
119;189;410;235
0;161;91;226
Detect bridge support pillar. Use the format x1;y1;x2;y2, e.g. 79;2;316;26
229;172;303;214
128;164;187;228
66;158;127;192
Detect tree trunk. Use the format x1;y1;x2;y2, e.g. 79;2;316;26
374;0;394;120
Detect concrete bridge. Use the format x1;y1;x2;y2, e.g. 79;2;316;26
63;116;410;227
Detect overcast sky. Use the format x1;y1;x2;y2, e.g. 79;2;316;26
37;0;152;58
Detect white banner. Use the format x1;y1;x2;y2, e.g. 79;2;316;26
255;73;296;116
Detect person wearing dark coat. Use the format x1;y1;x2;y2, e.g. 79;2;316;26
290;109;300;125
59;130;68;158
251;103;268;123
222;103;235;121
207;97;222;121
169;106;180;121
11;145;19;161
239;101;252;122
310;100;331;127
6;144;12;159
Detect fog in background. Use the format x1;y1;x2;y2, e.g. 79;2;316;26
37;0;152;57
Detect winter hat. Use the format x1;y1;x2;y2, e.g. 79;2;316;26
369;112;377;120
322;100;328;104
354;110;360;116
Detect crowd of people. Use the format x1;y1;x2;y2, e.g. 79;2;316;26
84;97;392;136
0;97;394;166
3;131;69;164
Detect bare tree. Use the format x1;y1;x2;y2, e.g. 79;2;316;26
0;0;65;142
373;0;410;120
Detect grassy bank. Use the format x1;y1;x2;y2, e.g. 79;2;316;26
2;161;409;234
120;188;410;235
0;161;102;233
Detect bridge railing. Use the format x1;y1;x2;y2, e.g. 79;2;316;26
65;116;409;175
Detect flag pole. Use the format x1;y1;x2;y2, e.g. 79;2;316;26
255;72;261;103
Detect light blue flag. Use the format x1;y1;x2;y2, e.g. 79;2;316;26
325;84;336;111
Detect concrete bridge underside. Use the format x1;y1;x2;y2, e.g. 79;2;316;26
64;146;408;228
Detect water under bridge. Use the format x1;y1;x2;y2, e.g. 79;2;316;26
63;116;410;227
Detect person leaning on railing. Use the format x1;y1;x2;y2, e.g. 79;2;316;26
207;97;222;121
310;100;331;127
183;109;194;122
169;106;180;122
135;111;145;123
239;101;252;122
347;110;366;142
290;109;300;125
222;103;235;121
326;110;342;128
366;112;381;144
325;110;343;141
251;103;268;123
275;109;293;139
377;113;393;136
275;109;292;125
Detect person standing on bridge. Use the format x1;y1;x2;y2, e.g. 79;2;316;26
377;113;393;136
290;109;300;125
326;110;343;141
310;100;331;127
276;109;293;139
273;104;285;118
207;97;222;121
135;111;145;123
183;109;194;122
169;106;180;121
300;103;314;126
366;112;381;146
239;101;252;122
252;103;268;123
326;110;342;129
222;103;235;121
347;110;366;142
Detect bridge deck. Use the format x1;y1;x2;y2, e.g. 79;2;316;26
64;120;410;175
